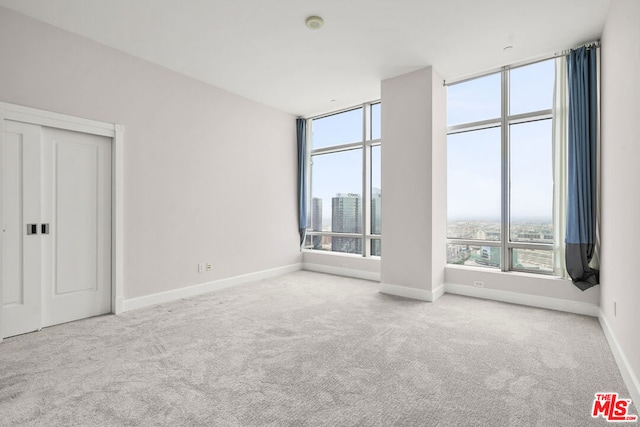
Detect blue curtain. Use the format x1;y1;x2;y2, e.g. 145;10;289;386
566;45;599;290
296;118;307;246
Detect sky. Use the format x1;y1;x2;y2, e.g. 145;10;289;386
309;58;555;224
446;59;555;222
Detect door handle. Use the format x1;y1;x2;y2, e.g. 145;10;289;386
27;224;39;235
41;223;50;235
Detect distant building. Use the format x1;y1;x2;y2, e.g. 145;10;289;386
332;193;362;254
447;244;469;264
371;188;381;256
476;246;500;267
312;198;323;249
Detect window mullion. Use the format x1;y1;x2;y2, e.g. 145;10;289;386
311;141;363;156
306;118;313;246
362;104;371;257
447;118;502;134
500;69;510;272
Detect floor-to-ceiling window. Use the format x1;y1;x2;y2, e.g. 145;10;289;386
447;59;555;274
305;102;381;257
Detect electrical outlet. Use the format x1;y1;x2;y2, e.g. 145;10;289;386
197;263;205;273
206;262;212;271
473;280;485;288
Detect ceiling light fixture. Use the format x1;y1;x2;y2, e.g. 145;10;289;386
305;16;324;30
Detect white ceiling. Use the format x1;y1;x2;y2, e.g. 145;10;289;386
0;0;611;117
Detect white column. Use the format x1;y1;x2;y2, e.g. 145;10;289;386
379;67;447;301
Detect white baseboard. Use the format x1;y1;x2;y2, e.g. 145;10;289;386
433;283;446;301
302;262;380;282
113;296;124;315
444;283;600;317
379;282;444;302
599;311;640;410
122;263;303;312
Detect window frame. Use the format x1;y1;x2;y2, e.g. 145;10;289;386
305;101;381;258
446;59;555;275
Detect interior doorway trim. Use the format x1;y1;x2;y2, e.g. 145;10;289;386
0;102;124;341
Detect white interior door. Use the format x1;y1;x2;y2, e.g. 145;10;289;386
2;121;43;338
1;121;112;338
41;127;112;328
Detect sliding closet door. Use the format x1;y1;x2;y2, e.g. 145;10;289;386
41;127;112;328
1;121;43;338
1;121;112;338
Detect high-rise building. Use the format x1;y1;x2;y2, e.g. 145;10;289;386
477;246;501;267
332;193;362;254
312;197;323;249
371;188;381;256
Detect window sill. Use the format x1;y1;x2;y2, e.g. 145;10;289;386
445;264;569;282
302;249;380;260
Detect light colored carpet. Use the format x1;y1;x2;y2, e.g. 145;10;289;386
0;270;635;426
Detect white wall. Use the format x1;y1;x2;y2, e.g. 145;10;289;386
302;251;380;282
600;0;640;404
446;266;599;315
0;7;301;300
379;67;447;300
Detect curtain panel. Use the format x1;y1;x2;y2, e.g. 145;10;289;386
565;45;599;290
296;118;307;246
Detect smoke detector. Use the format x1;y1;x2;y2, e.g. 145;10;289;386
305;16;324;30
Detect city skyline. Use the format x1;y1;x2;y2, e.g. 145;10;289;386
446;218;554;272
310;105;381;221
308;189;381;256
